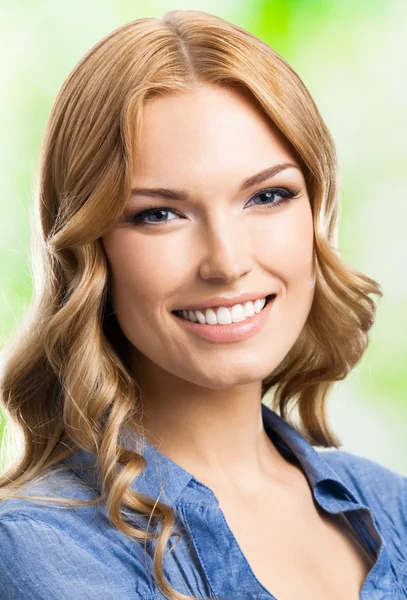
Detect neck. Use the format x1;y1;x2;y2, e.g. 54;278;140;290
133;360;290;497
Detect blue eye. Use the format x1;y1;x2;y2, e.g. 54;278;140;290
133;207;178;225
126;186;299;227
247;187;298;208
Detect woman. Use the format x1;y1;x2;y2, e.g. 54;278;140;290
0;9;405;600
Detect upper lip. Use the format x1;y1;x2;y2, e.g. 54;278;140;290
173;291;275;312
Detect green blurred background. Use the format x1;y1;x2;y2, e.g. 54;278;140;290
1;0;406;475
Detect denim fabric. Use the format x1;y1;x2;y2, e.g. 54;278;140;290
0;403;406;599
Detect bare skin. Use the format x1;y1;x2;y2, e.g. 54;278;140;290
101;83;315;489
101;83;373;597
210;462;375;599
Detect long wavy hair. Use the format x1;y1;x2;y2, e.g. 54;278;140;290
0;9;382;600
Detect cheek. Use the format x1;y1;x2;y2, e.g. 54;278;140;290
106;233;178;314
254;200;314;285
255;203;315;345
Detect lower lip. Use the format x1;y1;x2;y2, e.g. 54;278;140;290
172;296;275;343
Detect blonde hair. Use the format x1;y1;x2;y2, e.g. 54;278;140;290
0;9;382;600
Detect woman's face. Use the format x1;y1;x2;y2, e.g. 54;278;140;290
101;84;315;391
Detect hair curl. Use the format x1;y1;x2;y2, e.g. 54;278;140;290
0;9;383;600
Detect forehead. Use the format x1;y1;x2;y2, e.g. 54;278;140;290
133;85;299;186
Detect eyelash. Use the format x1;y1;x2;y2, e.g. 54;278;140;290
125;186;300;227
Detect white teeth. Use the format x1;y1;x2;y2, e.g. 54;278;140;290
230;304;246;322
205;308;217;325
216;306;232;325
254;298;265;313
195;310;206;324
243;300;255;318
178;297;268;325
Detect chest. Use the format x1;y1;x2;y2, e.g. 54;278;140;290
216;480;376;600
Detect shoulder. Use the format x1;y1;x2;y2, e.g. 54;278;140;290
317;447;407;496
317;448;407;583
317;447;407;529
0;470;156;600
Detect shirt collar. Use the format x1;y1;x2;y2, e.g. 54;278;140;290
64;403;360;508
260;404;360;505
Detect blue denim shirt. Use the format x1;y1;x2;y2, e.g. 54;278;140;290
0;403;406;599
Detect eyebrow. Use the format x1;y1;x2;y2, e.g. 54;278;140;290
128;162;301;202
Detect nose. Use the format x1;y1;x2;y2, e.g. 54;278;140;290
198;215;253;283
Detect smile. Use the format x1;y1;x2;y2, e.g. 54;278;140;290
171;295;276;344
173;294;275;325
